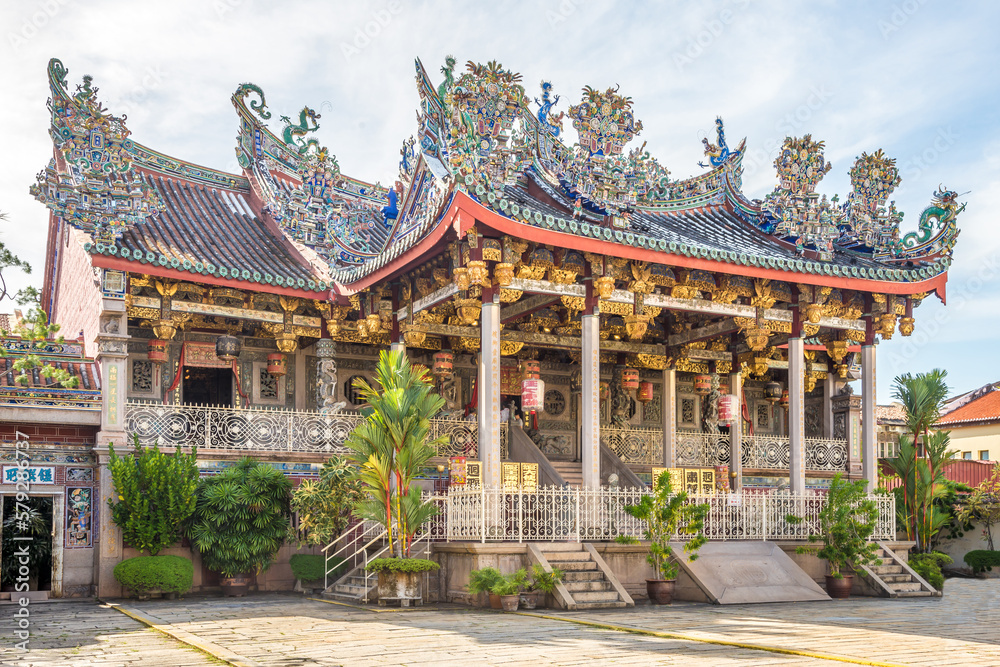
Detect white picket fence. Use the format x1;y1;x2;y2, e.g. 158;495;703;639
444;485;896;543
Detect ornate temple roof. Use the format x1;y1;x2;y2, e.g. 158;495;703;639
0;338;101;410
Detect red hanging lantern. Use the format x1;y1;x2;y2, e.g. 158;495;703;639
521;359;541;380
637;381;654;404
433;350;454;377
694;374;712;395
718;394;738;423
599;381;610;402
266;352;287;377
147;339;168;364
621;368;639;391
521;378;545;412
764;381;783;403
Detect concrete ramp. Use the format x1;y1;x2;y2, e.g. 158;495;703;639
673;541;831;605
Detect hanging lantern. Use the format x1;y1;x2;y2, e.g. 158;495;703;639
147;339;168;364
521;359;541;380
764;381;783;403
693;374;712;395
718;394;738;423
266;352;287;377
780;389;789;409
433;350;454;377
215;334;241;362
521;377;545;412
621;368;639;391
599;381;610;402
637;381;654;404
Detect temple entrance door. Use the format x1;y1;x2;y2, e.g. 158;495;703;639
183;367;233;406
1;495;53;593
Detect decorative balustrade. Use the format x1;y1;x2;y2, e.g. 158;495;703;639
676;431;731;467
741;435;848;472
124;401;505;459
601;426;663;464
445;485;896;543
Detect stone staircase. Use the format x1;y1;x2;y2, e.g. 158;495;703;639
322;566;377;604
528;543;633;609
549;461;583;487
854;543;939;598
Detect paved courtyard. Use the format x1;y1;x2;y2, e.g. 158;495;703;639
2;578;998;666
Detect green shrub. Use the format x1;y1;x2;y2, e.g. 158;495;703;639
909;551;952;590
613;534;639;545
964;550;1000;573
467;567;503;594
365;558;440;574
289;554;346;582
114;555;193;595
527;564;564;593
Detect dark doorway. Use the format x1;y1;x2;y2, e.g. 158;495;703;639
183;367;233;406
1;496;53;592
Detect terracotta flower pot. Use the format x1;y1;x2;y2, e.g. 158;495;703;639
519;590;542;610
825;574;853;599
220;574;251;597
488;592;502;609
646;579;676;605
500;594;520;612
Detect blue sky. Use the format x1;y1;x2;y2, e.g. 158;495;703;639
1;0;997;402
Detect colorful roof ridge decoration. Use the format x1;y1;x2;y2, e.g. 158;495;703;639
937;385;1000;426
30;58;166;245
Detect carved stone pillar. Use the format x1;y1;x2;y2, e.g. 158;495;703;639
823;372;838;439
479;298;501;487
581;311;600;487
861;344;877;490
315;339;339;413
96;305;129;447
788;336;806;494
662;368;676;468
729;371;743;490
832;386;863;479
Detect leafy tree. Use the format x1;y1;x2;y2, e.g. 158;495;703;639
957;462;1000;551
624;470;709;580
187;458;292;577
290;456;365;546
1;497;52;587
344;350;446;559
107;436;200;555
0;211;33;305
892;369;950;451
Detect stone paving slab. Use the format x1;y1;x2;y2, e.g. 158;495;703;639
0;600;219;667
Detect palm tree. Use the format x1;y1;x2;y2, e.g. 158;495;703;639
892;369;949;457
344;350;447;558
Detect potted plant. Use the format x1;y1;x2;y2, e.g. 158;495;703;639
625;469;709;605
490;569;527;612
520;564;563;610
344;350;449;605
187;458;292;596
468;566;505;608
789;472;881;599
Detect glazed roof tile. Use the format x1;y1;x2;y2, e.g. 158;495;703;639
937;389;1000;426
0;338;101;409
87;175;329;292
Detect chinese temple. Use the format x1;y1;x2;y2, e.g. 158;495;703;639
11;56;962;599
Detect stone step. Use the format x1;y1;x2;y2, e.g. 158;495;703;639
871;565;903;575
334;584;370;595
881;574;912;583
894;590;935;598
544;560;598;571
562;570;605;582
535;543;584;552
563;581;613;593
346;576;371;586
571;590;621;603
539;551;591;562
570;600;629;610
888;581;923;593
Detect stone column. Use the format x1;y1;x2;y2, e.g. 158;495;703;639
581;311;600;487
861;344;877;491
823;372;837;439
662;368;676;468
479;297;501;487
832;387;863;478
390;342;405;356
315;339;338;413
729;371;742;491
788;336;806;494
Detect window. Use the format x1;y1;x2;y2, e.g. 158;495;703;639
962;451;973;460
981;451;991;461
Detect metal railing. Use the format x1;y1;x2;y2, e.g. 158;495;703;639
601;426;663;464
125;400;506;459
445;485;896;543
674;431;850;472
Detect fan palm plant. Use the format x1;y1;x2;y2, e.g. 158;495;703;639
344;350;447;558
